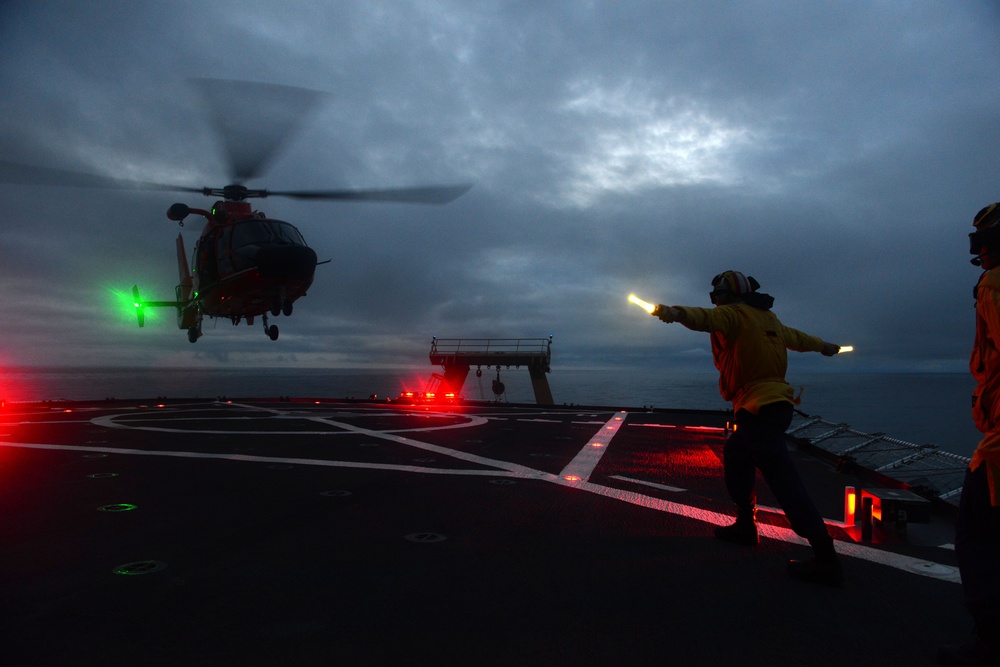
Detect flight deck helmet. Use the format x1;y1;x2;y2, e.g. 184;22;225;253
710;270;759;304
970;202;1000;266
710;270;775;310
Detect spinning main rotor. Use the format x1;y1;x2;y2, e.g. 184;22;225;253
0;78;471;206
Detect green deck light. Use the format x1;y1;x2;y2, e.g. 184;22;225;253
97;503;137;512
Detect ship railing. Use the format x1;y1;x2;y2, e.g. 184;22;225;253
429;337;551;359
428;337;552;370
788;411;970;506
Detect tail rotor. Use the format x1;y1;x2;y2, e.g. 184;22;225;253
132;285;146;328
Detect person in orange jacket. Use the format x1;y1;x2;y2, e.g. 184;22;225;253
654;270;844;586
938;204;1000;666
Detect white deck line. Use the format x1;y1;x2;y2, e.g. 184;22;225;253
558;410;627;482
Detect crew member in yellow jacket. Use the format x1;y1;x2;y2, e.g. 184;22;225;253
938;204;1000;666
654;270;844;586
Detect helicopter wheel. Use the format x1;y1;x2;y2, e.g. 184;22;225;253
267;324;279;341
282;300;293;317
187;327;199;343
270;304;281;317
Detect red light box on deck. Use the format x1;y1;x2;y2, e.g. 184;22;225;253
860;487;931;529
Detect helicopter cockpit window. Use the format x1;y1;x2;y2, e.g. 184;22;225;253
270;221;306;246
232;220;272;248
231;219;306;248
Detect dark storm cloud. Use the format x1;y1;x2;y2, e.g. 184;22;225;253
0;0;997;372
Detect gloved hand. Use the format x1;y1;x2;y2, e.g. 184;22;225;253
821;342;840;356
653;305;681;323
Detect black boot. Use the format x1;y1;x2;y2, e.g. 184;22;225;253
787;536;843;587
714;507;758;546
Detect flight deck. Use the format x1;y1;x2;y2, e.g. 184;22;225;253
0;398;970;666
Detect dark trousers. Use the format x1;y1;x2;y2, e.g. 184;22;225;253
726;402;831;545
955;464;1000;644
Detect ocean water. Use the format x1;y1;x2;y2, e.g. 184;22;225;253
0;365;981;459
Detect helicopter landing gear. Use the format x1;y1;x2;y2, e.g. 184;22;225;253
187;312;203;343
262;313;279;341
271;300;294;317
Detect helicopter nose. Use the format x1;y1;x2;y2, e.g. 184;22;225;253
256;245;318;282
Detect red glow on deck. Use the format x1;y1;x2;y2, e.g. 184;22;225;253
670;446;723;471
564;475;581;482
632;423;726;433
0;364;45;404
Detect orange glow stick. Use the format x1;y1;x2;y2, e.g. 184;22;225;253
839;345;854;353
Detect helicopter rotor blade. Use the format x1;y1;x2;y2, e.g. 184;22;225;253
191;78;327;184
2;81;470;205
266;184;473;205
0;160;205;195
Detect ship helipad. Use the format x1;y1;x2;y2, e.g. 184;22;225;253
0;398;970;666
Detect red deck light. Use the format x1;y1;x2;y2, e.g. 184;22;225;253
859;488;931;530
844;486;857;526
862;489;883;523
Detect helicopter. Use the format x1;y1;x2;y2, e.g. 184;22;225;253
0;79;471;343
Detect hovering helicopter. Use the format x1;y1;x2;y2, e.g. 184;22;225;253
0;79;471;343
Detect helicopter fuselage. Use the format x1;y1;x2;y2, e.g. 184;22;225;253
168;200;318;341
193;216;317;317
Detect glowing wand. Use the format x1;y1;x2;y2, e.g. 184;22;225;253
628;293;657;314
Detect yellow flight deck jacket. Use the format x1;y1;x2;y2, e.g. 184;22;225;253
672;303;826;416
970;268;1000;506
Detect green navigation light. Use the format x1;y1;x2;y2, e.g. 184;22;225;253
107;286;158;326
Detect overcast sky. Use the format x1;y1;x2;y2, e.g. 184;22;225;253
1;0;998;375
